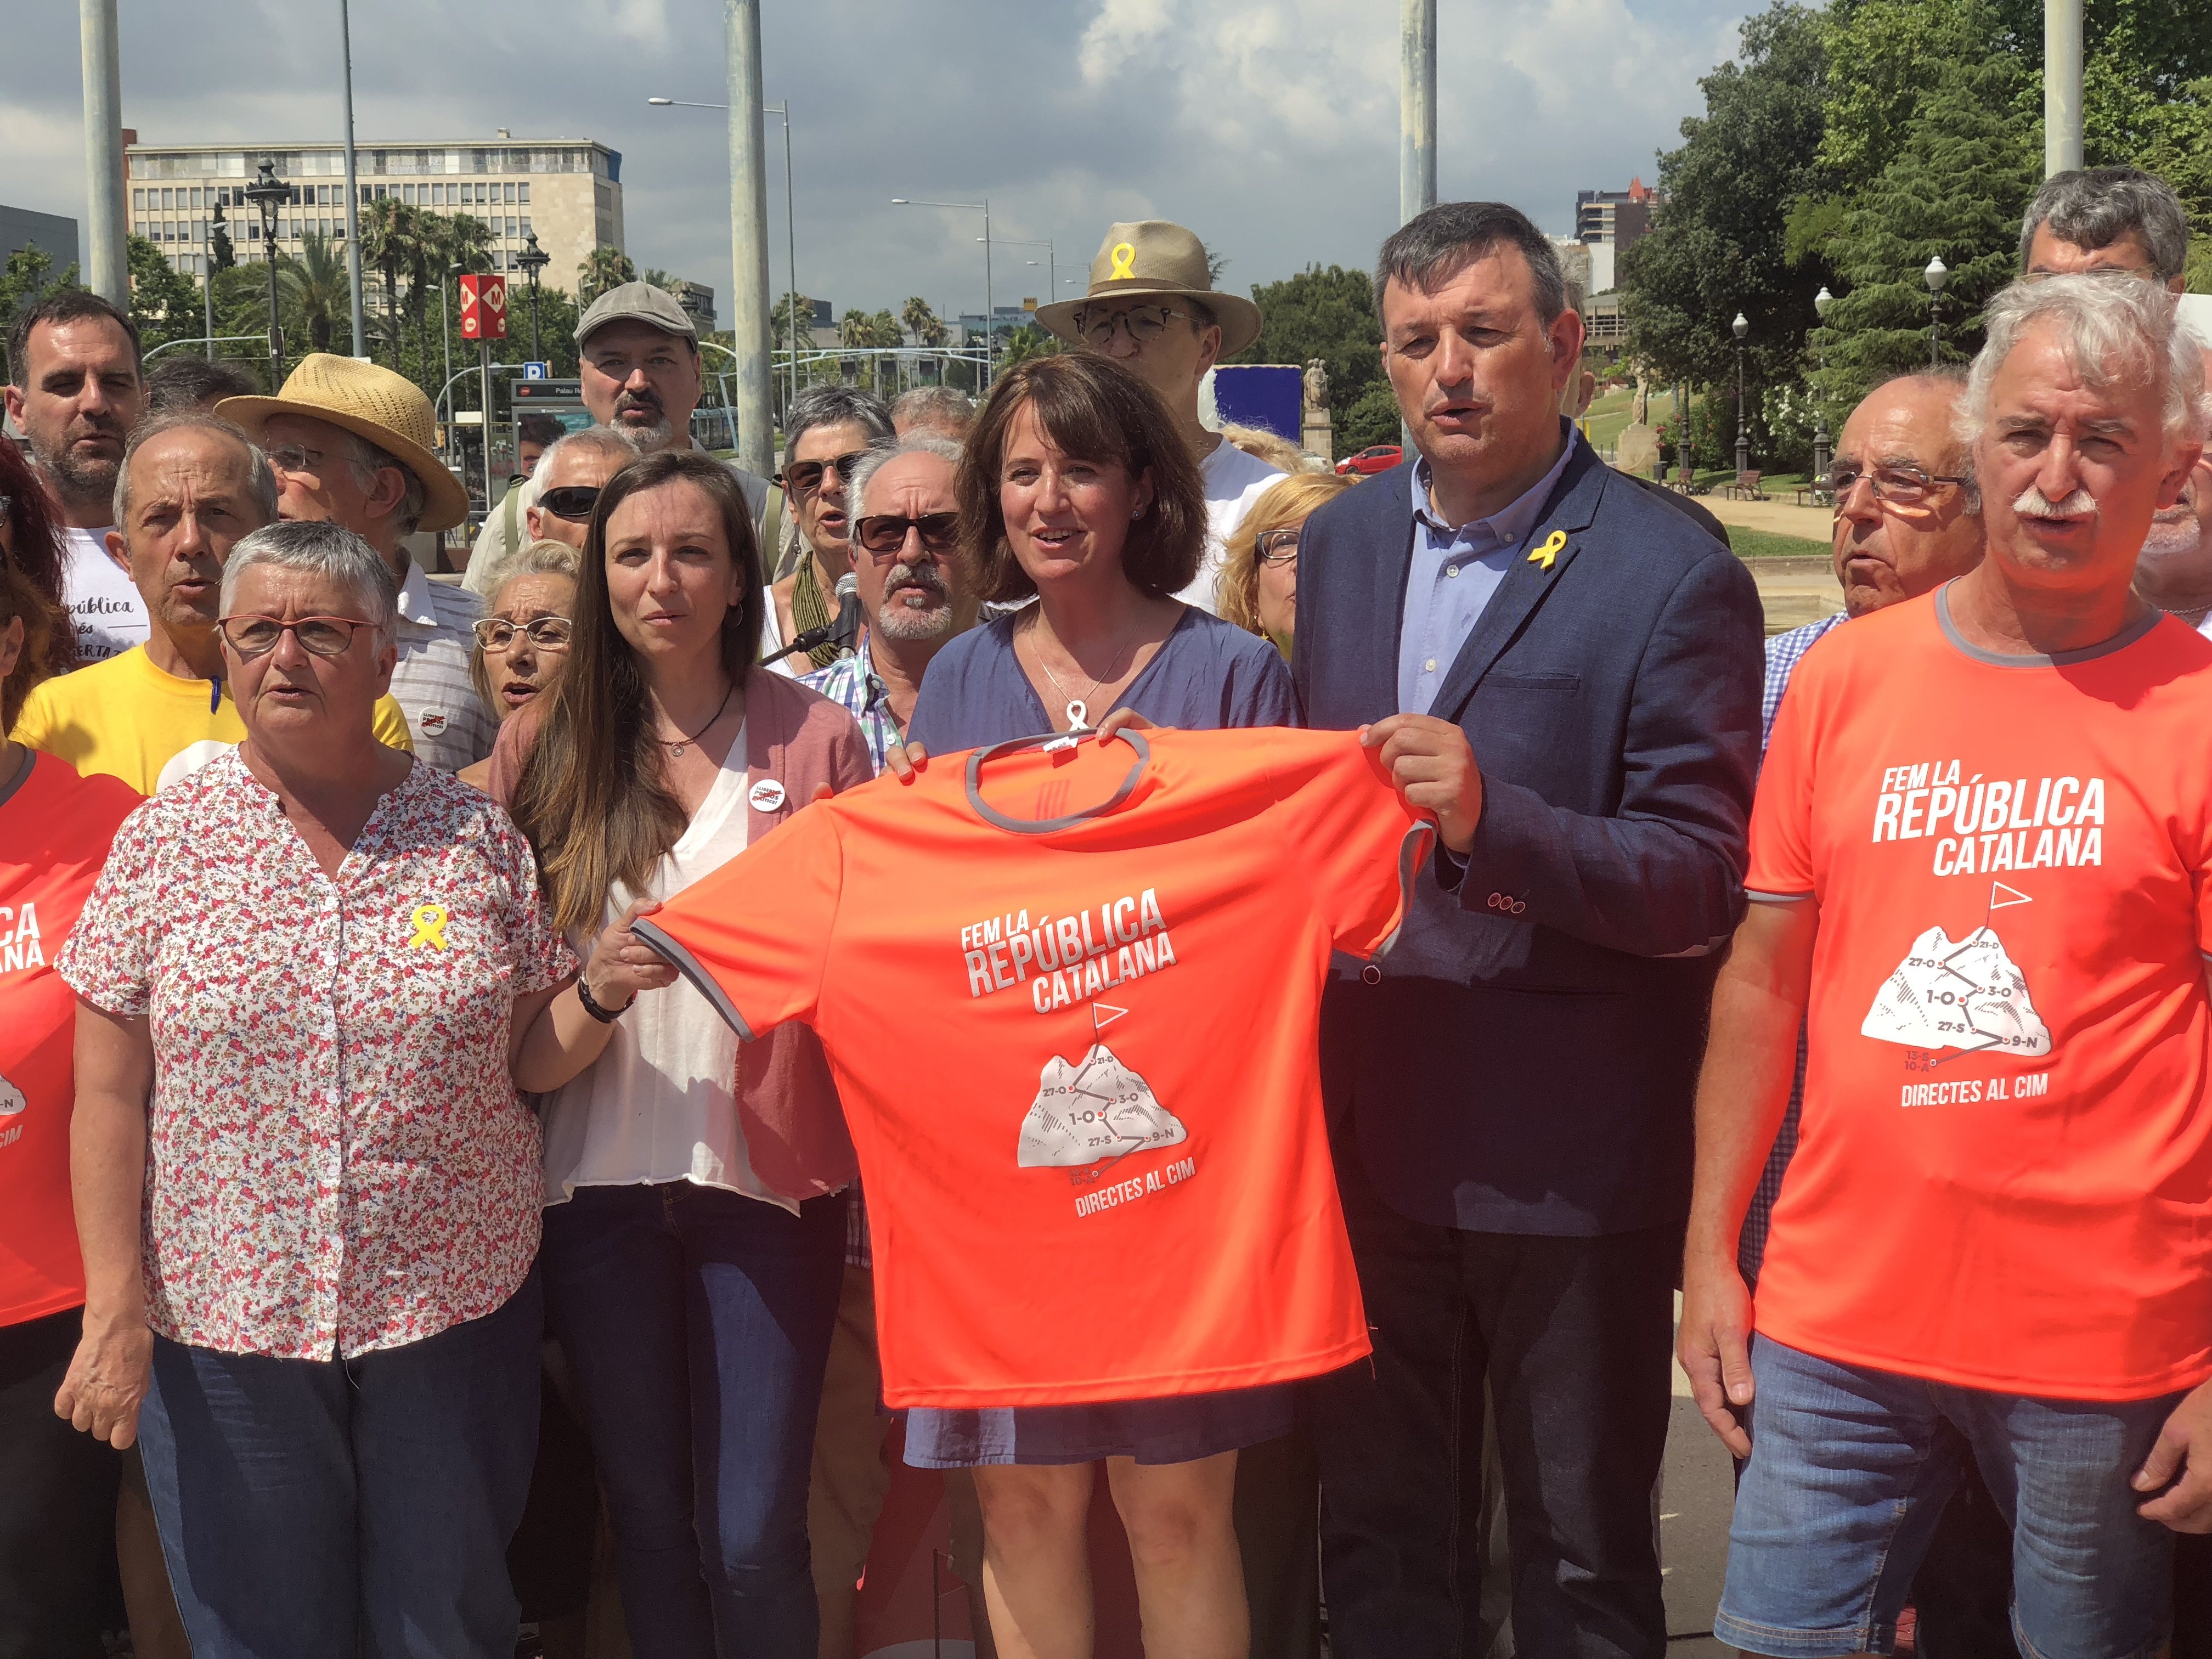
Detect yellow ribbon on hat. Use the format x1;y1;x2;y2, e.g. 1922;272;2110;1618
1528;530;1567;572
407;903;450;951
1106;242;1138;281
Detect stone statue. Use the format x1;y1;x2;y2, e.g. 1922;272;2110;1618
1303;358;1330;414
1631;372;1650;427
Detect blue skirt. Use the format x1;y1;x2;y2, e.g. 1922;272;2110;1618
903;1383;1296;1469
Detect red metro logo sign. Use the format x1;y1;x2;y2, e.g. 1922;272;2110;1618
459;273;508;341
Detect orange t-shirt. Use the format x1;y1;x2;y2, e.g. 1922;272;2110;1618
1;751;142;1327
1748;589;2212;1401
643;726;1432;1407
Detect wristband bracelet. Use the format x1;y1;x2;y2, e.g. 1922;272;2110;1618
575;975;634;1024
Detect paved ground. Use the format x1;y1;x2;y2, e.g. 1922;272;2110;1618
1703;491;1841;543
1664;1305;1737;1654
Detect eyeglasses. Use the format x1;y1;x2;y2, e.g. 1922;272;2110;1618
775;452;870;497
855;511;959;555
2022;264;2162;285
1256;529;1300;567
218;614;375;658
1828;462;1969;513
538;485;601;522
472;615;574;652
263;444;328;476
1074;305;1195;349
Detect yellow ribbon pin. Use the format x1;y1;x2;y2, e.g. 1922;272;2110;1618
1106;241;1137;281
1528;529;1567;572
406;903;450;951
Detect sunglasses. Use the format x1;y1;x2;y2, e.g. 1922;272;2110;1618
855;511;959;555
218;614;374;658
538;485;602;522
472;615;574;651
775;452;870;497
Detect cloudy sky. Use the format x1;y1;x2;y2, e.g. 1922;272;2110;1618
4;0;1756;321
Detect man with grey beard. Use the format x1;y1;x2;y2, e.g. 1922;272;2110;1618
797;430;980;1655
2136;337;2212;634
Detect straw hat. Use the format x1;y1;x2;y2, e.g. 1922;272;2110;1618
1035;221;1262;357
217;354;470;533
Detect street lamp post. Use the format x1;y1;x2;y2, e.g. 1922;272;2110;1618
893;198;992;390
244;160;291;388
1731;311;1750;481
1812;285;1835;488
516;232;550;364
1924;256;1950;368
998;236;1058;315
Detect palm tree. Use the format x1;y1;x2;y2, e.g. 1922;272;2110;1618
901;296;947;349
996;323;1061;371
577;246;636;306
358;196;421;370
279;231;350;355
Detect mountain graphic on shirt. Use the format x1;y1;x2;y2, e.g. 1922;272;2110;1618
1862;924;2051;1057
0;1070;22;1116
1018;1043;1188;1169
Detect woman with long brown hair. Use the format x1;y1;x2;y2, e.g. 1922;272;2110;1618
494;448;873;1659
0;435;76;675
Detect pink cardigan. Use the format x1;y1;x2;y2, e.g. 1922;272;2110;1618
490;666;874;1201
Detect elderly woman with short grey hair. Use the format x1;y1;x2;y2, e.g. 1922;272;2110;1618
765;384;895;669
52;517;678;1659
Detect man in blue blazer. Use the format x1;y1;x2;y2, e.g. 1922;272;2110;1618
1297;202;1764;1656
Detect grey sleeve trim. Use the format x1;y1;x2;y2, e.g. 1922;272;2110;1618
1745;888;1814;904
1372;819;1440;960
633;919;757;1042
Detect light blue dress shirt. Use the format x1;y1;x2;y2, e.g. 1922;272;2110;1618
1397;421;1581;714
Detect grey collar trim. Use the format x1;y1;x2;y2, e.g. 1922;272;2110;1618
1935;582;2162;668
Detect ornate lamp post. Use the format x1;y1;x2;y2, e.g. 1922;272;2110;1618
1732;311;1751;479
1925;256;1950;368
242;160;291;387
516;231;551;365
1812;285;1835;489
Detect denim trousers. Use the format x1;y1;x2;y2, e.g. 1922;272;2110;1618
134;1271;543;1659
540;1181;843;1659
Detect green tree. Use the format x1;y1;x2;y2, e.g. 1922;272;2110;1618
1222;264;1382;430
279;231;351;356
996;323;1062;370
359;196;412;369
1336;381;1403;454
0;244;80;380
126;235;204;355
1812;47;2039;407
1620;3;1835;411
577;246;637;306
901;296;946;348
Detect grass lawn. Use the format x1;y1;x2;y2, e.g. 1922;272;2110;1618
1730;526;1833;560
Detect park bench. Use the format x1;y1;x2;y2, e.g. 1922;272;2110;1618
1723;470;1767;500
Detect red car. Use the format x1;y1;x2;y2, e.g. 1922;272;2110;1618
1335;443;1402;477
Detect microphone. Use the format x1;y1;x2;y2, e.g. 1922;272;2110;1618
763;572;863;664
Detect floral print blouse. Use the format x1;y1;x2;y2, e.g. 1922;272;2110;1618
59;751;574;1359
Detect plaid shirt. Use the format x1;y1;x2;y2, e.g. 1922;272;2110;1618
801;634;897;1268
1739;610;1847;1286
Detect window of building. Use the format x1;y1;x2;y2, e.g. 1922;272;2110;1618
518;183;529;205
133;188;144;210
505;216;518;239
520;216;532;237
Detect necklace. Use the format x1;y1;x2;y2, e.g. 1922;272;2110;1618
652;677;736;757
1027;612;1138;732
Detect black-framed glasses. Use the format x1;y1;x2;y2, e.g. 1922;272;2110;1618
263;444;329;476
1828;462;1968;512
472;615;574;652
1074;304;1194;349
1256;529;1301;567
538;485;602;522
775;451;869;496
218;614;375;658
855;511;958;555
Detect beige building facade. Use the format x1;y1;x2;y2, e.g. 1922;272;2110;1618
125;133;624;298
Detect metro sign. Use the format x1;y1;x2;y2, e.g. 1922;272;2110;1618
459;273;508;341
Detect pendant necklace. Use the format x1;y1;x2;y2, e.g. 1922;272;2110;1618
1029;613;1136;736
653;678;736;758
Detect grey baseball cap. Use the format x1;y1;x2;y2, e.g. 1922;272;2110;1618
575;280;698;349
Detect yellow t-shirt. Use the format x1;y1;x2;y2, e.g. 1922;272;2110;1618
12;646;416;796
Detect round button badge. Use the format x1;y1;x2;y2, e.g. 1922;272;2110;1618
747;779;787;812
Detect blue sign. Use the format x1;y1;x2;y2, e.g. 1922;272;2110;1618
1210;365;1304;442
522;361;549;380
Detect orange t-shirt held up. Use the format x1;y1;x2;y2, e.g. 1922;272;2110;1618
1748;588;2212;1402
641;727;1433;1408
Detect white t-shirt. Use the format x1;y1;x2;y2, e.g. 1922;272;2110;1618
60;526;149;664
541;721;791;1212
759;583;802;678
1185;438;1286;614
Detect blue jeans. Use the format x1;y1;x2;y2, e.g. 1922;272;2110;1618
1717;1335;2179;1659
540;1181;843;1659
135;1272;542;1659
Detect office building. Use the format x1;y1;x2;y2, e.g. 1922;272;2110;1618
1574;179;1654;258
123;132;624;295
1;204;80;280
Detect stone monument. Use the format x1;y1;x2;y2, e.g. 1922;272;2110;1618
1301;358;1335;462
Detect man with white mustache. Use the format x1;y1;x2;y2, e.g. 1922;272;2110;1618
797;432;978;1654
1685;273;2212;1657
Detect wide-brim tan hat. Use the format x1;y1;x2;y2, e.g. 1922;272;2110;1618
217;353;471;534
1035;221;1263;357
